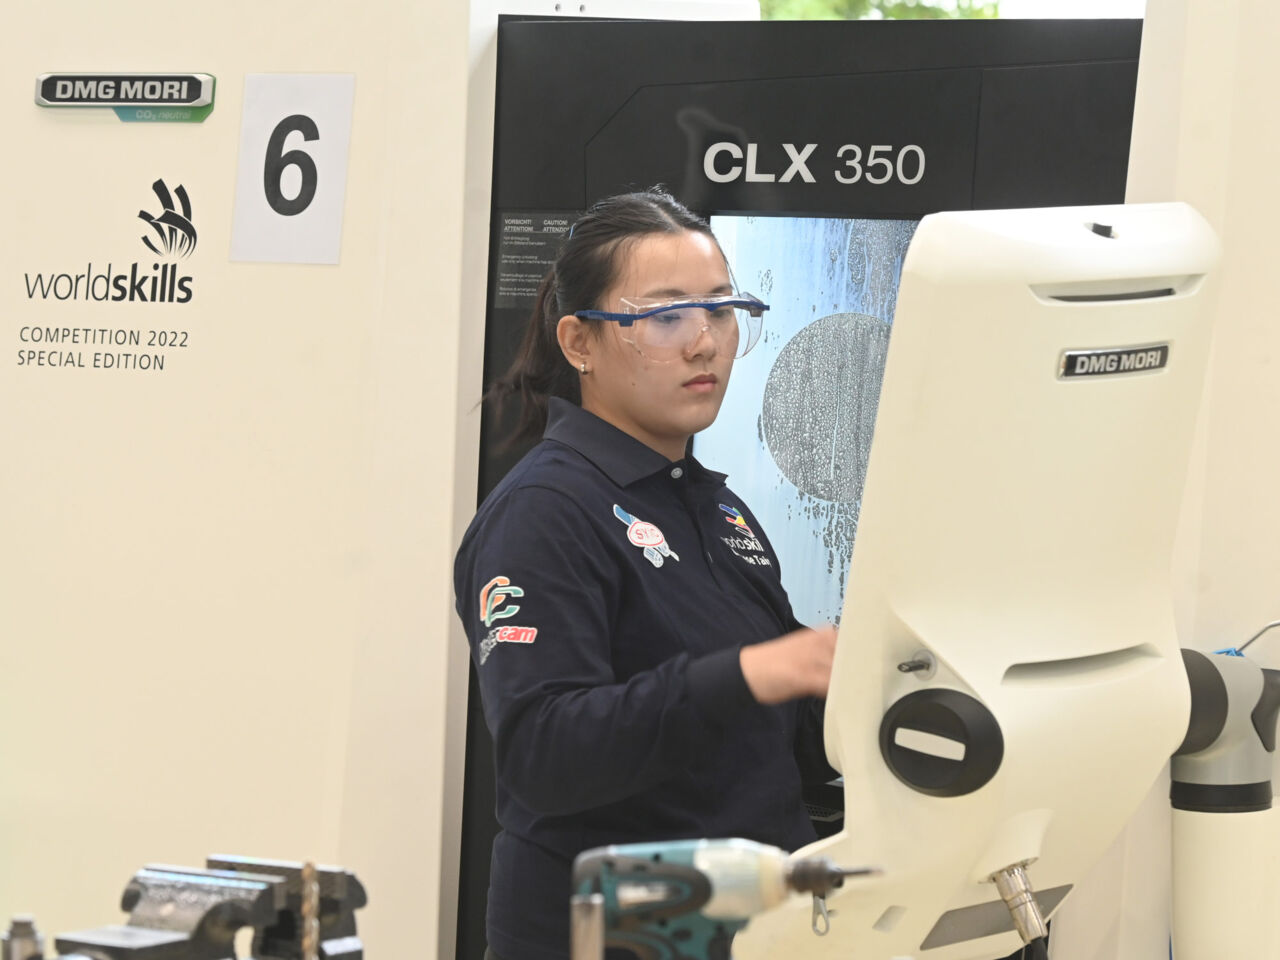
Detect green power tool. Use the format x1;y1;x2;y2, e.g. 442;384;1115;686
570;838;875;960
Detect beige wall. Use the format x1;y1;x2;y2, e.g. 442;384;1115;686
0;3;472;957
1053;3;1280;957
1127;0;1280;659
1170;1;1280;659
0;3;763;956
1133;0;1280;938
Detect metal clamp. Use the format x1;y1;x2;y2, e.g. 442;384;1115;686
811;894;831;936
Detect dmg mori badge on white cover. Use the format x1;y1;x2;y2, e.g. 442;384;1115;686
35;74;214;107
1060;344;1170;379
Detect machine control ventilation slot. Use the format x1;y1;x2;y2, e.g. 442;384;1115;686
1030;274;1202;304
1002;644;1160;685
1052;288;1174;302
804;802;844;824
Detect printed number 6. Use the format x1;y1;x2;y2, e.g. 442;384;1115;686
264;114;319;216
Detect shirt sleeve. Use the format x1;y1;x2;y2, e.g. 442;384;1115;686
735;499;841;786
455;484;762;817
794;696;841;785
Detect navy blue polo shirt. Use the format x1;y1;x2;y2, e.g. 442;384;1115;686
454;398;834;960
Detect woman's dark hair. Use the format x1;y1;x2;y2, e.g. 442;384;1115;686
486;187;717;446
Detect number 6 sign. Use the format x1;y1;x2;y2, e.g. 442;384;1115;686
231;74;355;264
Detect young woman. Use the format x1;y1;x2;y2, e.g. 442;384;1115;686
454;188;838;960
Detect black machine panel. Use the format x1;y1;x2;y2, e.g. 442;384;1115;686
492;18;1140;212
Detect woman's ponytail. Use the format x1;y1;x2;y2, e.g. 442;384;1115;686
484;269;580;447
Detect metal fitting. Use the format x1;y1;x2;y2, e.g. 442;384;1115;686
2;917;43;960
989;862;1048;944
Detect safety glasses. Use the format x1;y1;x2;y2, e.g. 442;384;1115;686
574;293;768;362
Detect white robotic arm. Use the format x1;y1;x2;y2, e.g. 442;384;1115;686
1171;639;1280;959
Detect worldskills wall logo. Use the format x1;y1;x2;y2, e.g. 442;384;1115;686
139;179;197;259
22;178;196;304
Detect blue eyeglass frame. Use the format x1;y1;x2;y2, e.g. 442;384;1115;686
573;294;770;327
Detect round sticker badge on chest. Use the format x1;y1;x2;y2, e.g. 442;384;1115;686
613;504;680;568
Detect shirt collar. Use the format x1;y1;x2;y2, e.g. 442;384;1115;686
543;397;727;489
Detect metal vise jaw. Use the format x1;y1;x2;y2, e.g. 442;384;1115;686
204;858;366;960
55;864;286;960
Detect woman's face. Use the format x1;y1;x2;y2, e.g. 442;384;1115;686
570;230;736;461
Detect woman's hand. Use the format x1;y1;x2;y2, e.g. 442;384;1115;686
739;625;838;705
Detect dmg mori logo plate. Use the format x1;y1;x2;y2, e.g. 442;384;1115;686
35;73;213;107
1060;344;1170;379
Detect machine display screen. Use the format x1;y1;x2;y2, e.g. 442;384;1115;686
698;215;917;626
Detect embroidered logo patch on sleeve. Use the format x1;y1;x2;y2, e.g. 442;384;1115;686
479;623;539;665
480;576;524;627
613;504;680;568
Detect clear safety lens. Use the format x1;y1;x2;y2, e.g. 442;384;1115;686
618;294;765;361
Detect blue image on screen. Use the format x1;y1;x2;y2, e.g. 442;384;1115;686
697;216;918;627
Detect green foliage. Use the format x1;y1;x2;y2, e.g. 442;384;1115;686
761;0;998;19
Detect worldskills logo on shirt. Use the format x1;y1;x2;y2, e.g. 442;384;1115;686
720;504;754;537
719;504;772;568
478;576;537;665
